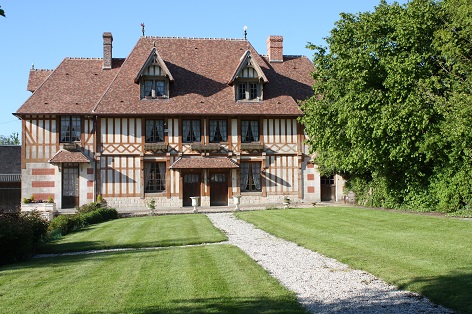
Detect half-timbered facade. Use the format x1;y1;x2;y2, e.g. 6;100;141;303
15;32;345;210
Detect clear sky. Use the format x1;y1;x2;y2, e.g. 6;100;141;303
0;0;406;138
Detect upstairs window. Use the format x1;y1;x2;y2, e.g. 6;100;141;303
240;162;262;192
144;162;166;193
60;116;81;143
182;120;201;143
241;120;259;142
143;79;166;98
209;120;227;143
145;119;165;142
237;81;261;101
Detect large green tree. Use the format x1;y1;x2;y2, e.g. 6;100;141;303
300;0;472;212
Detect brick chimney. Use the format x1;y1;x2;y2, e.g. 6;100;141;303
266;35;283;62
103;32;113;69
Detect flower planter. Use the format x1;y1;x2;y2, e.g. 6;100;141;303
190;196;200;213
233;195;241;211
21;203;57;221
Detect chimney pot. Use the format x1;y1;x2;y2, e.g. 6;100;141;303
267;35;283;63
103;32;113;69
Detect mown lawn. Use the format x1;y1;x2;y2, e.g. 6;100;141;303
0;245;306;314
40;214;227;254
236;206;472;314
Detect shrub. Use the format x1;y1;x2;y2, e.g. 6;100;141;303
0;211;49;265
77;201;101;214
48;207;118;237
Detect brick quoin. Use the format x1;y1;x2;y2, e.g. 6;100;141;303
32;181;55;188
87;192;93;199
307;174;315;181
307;186;315;193
87;180;94;187
32;168;55;175
87;168;94;174
307;163;314;169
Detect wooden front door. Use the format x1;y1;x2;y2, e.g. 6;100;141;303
210;172;228;206
62;166;79;208
183;173;201;207
321;175;336;201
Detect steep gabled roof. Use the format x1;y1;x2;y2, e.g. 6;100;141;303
228;50;268;85
27;69;53;92
0;146;21;174
16;35;314;117
17;58;124;115
134;47;174;83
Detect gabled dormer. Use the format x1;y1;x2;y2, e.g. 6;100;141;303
229;50;268;102
135;48;174;99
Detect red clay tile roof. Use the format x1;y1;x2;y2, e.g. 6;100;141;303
27;69;53;92
170;157;239;169
48;150;90;163
16;36;314;117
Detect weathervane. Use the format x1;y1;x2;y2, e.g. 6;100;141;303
243;25;247;40
141;23;145;36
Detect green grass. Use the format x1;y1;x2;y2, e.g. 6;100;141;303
236;207;472;313
41;214;227;254
0;245;306;314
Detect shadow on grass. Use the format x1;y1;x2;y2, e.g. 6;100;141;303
396;270;472;314
74;296;307;314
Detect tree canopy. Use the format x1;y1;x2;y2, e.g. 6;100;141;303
0;132;20;145
300;0;472;212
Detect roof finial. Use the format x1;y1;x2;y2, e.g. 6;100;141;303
243;25;248;40
141;23;145;36
31;63;34;70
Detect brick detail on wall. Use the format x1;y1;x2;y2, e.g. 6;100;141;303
33;193;55;201
87;168;94;175
307;174;314;181
307;186;315;193
32;181;55;188
87;180;94;187
32;168;55;175
87;193;93;199
307;163;314;169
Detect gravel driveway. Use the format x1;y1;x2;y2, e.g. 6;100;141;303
207;212;452;314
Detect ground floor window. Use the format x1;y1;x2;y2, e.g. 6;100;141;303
144;162;166;192
240;162;261;192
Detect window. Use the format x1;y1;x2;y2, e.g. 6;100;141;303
240;162;262;192
143;79;166;98
237;82;260;101
241;120;259;142
60;116;81;143
209;120;227;142
182;120;201;143
145;119;165;142
321;175;335;185
144;162;166;193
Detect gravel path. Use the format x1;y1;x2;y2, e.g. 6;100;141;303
207;212;452;314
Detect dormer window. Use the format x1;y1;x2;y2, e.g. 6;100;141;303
237;81;259;101
144;80;166;98
229;51;268;102
136;48;174;99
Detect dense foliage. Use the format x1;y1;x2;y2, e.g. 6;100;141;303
0;211;49;265
300;0;472;213
0;132;20;145
48;207;118;237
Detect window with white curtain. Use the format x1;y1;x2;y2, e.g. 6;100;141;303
60;116;81;143
209;119;227;142
144;162;166;192
145;119;165;142
182;120;201;143
240;162;261;192
241;120;259;142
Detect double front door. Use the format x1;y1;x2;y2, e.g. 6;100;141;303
182;171;228;207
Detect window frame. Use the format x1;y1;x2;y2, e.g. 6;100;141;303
241;120;260;143
144;162;166;193
209;119;228;143
240;161;262;192
145;119;165;143
182;119;201;143
60;116;81;143
141;78;168;99
236;80;261;101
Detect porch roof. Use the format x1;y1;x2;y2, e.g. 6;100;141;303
48;150;90;164
169;157;239;169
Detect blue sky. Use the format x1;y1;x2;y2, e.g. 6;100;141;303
0;0;406;138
